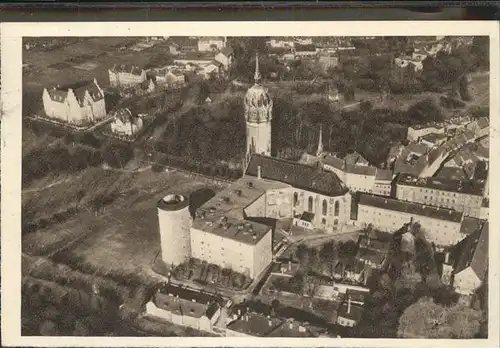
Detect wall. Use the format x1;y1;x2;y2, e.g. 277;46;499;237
253;229;273;279
109;70;146;88
396;184;482;218
246;122;272;157
157;204;192;266
357;203;463;246
292;189;351;232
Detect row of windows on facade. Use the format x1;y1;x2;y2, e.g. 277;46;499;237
359;208;455;228
293;193;340;216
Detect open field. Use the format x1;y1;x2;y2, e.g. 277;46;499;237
22;167;224;278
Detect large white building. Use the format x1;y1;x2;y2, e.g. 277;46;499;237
110;108;144;137
197;36;226;53
395;174;486;218
357;194;465;247
42;78;106;125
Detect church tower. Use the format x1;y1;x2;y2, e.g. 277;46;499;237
244;52;273;167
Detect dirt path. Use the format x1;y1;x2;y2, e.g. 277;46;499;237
23;178;67;194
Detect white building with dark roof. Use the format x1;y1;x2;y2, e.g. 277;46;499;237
108;64;146;88
198;36;226;53
357;194;465;247
42;78;106;125
452;221;488;295
110;108;144;137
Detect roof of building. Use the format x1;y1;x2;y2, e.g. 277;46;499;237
246;154;349;197
343;151;369;166
477;117;489;130
198;36;225;43
192;176;287;245
110;64;144;76
47;79;103;106
112;107;142;125
154;283;223;319
375;169;393;182
460;216;484;236
406;143;429;155
337;302;364;322
227;312;283;337
358;235;391;253
299;211;315;223
356;247;386;266
421;132;448;143
453;221;488;280
435;166;468;181
358;194;463;223
267;321;314;337
295;44;317;52
346;289;367;303
410;123;444;131
396;173;485;196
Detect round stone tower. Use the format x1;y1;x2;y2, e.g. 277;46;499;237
156;194;192;267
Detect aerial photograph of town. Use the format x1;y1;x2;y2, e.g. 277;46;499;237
21;35;489;339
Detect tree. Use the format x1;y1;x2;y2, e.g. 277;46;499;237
406;99;443;125
398;297;482;338
289;272;305;295
458;75;471;101
338;240;358;262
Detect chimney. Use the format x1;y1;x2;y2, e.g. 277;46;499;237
289;322;293;329
288;260;292;271
347;298;351;314
257;165;262;180
445;251;450;264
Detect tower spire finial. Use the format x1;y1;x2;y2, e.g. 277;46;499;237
316;123;324;157
254;51;261;84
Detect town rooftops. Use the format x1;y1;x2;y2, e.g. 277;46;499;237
110;64;144;76
267;320;314;337
358;194;464;223
435;167;468;181
396;174;485;196
453;221;488;280
294;44;317;52
47;79;103;106
246;154;348;197
227;312;283;337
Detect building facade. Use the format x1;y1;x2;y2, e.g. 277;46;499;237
357;194;464;247
198;36;226;52
110;108;143;137
108;64;147;88
395;174;485;218
42;78;106;125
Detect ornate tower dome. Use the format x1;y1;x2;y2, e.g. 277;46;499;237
244;53;273;123
244;52;273;167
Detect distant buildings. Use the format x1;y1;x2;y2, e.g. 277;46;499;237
198;36;226;53
108;64;147;88
42;78;106;125
407;123;445;142
215;47;234;71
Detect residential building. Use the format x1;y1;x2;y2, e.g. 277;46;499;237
294;44;318;58
357;194;465;247
336;299;363;327
226;311;283;337
110;108;144;137
373;169;393;197
198;36;226;52
452;222;488;296
215;47;234;71
145;283;223;334
419;133;448;148
466;117;489;139
407;123;445;142
108;64;147;88
395;174;485;218
42;78;106;125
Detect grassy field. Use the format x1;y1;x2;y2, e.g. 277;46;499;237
23;167;224;282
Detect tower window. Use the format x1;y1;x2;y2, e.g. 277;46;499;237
308;196;313;212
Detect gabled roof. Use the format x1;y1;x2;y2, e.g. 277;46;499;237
358;194;463;223
47;79;103;106
227;312;283;337
477;117;489;130
246;154;348;197
453;221;488;281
